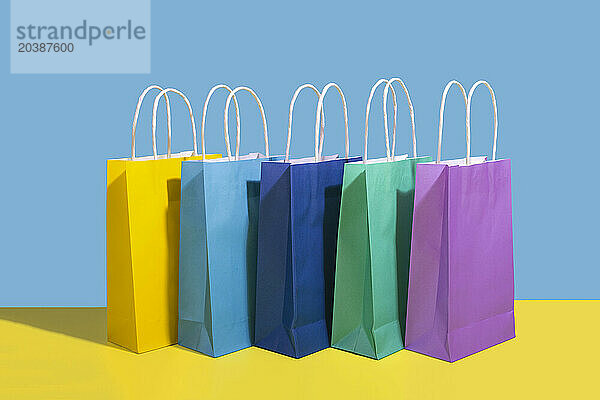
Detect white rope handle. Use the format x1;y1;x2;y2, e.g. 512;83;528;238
436;80;468;164
152;88;198;160
315;83;350;162
131;85;171;160
467;80;498;165
201;84;241;160
224;87;269;161
364;78;398;162
383;77;417;159
285;84;326;162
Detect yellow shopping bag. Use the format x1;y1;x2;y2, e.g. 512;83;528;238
106;86;220;353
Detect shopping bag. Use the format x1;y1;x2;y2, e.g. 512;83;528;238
332;78;431;359
254;83;361;358
178;85;282;357
405;80;515;362
106;86;220;353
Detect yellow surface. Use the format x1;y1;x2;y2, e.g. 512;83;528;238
0;301;596;399
106;154;220;353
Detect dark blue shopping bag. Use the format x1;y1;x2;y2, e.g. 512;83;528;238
254;83;361;358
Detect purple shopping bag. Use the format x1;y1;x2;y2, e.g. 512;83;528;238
405;80;515;362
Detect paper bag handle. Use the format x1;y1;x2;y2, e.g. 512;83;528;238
152;88;198;160
363;78;399;162
383;78;417;159
436;80;468;164
131;85;171;160
224;87;269;161
466;80;498;165
200;84;241;160
285;84;326;162
314;83;350;162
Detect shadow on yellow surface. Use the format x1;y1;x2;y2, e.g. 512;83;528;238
0;301;597;399
0;307;107;345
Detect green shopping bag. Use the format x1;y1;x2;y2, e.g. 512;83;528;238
331;78;431;359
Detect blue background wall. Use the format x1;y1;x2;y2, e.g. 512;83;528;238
1;0;598;306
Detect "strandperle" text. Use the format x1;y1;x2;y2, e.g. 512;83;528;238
15;20;146;46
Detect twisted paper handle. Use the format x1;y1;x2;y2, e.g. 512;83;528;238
466;80;498;165
314;83;349;161
285;84;326;162
436;80;468;164
152;88;198;160
364;78;405;162
224;86;269;160
383;77;417;159
131;85;171;160
200;84;240;160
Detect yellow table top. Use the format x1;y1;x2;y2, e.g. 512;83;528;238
0;300;596;399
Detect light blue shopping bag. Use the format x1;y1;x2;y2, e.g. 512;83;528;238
178;85;280;357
